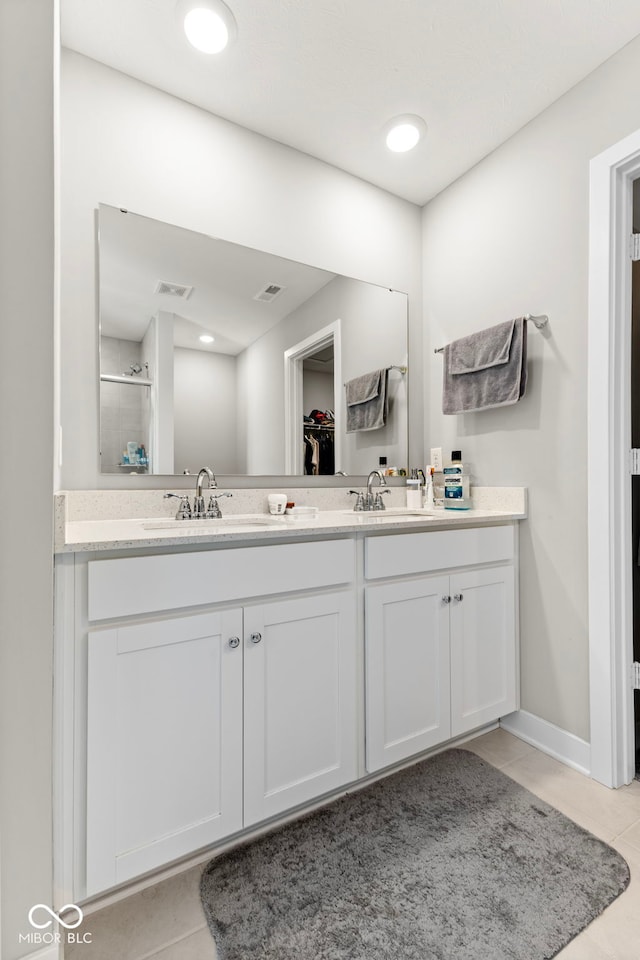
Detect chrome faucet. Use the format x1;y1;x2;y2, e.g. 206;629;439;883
366;470;390;510
164;467;232;520
367;469;385;495
196;466;216;497
194;467;216;517
347;471;390;512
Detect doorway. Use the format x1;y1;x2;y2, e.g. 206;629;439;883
587;128;640;789
284;320;342;475
632;177;640;778
303;344;336;475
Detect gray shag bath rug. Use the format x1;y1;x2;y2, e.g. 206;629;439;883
200;748;629;960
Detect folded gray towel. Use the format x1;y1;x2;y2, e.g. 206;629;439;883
442;318;527;414
346;368;388;432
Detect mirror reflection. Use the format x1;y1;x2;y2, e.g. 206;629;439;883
98;204;408;476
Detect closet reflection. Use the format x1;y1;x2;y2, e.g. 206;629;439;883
303;343;335;475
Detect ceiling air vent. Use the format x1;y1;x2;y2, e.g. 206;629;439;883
253;283;285;303
155;280;193;300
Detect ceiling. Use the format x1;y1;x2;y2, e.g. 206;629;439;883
99;204;336;352
62;1;640;205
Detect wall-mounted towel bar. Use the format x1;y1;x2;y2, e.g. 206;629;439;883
343;365;407;385
433;314;548;354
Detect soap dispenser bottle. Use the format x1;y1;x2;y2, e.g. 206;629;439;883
406;468;423;509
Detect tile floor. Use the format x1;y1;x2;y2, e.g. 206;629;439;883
66;729;640;960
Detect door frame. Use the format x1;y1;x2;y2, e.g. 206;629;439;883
284;320;342;474
588;127;640;787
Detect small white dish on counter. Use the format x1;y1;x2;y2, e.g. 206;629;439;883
284;506;319;520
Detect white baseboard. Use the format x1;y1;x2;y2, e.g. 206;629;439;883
500;710;591;777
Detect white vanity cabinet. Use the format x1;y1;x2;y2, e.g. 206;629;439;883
81;538;357;895
58;519;520;902
364;526;518;773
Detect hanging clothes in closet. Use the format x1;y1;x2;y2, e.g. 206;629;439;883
303;410;335;475
304;429;335;475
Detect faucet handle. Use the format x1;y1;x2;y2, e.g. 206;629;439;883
206;492;232;518
163;493;192;520
348;490;366;512
373;490;391;511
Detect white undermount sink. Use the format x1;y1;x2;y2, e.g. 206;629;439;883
337;508;435;519
142;514;284;531
141;509;436;532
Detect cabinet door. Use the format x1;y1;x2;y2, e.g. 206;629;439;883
449;565;517;737
365;575;451;772
86;610;243;895
243;591;357;826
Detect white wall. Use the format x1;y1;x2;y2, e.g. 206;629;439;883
422;33;640;743
0;3;56;958
303;371;334;417
173;347;238;474
60;50;423;488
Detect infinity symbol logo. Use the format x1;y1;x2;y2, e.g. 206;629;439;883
28;904;84;930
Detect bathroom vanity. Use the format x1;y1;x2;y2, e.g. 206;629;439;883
54;491;524;903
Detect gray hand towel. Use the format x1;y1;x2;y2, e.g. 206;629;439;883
345;368;388;432
442;318;527;414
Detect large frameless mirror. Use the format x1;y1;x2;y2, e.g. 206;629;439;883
98;204;408;477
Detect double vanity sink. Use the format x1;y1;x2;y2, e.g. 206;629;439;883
56;501;526;553
55;472;527;555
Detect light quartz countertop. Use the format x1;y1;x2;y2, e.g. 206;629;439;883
57;498;527;554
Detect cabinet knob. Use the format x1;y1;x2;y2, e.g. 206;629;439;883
453;593;464;602
250;632;262;644
442;595;451;604
228;636;240;649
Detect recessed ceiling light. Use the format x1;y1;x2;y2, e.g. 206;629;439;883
177;0;237;54
384;115;427;153
199;334;215;343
